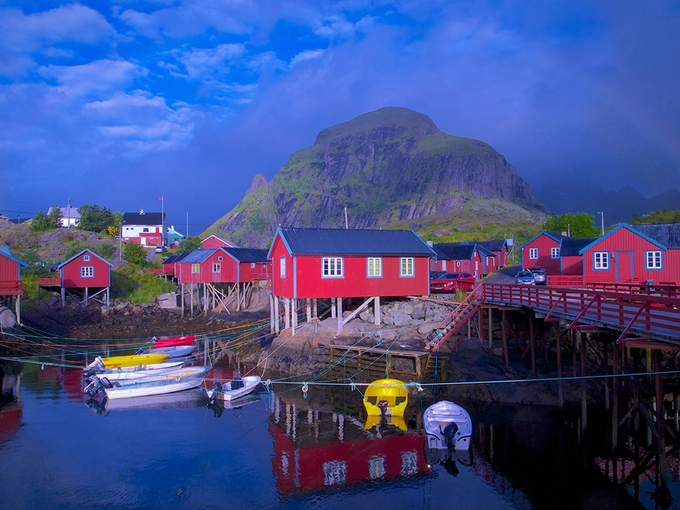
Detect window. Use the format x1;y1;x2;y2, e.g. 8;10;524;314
400;257;414;277
143;227;149;232
529;248;538;260
367;257;382;277
212;263;221;273
191;263;200;274
646;251;662;269
594;252;609;270
551;247;560;259
280;257;286;278
217;256;223;262
250;262;256;269
83;254;90;262
80;266;94;278
322;257;343;277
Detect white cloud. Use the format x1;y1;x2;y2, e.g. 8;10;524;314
290;49;325;68
37;60;145;98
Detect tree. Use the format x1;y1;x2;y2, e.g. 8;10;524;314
48;205;63;228
78;204;115;233
123;242;147;266
30;211;56;232
544;213;600;238
176;236;201;253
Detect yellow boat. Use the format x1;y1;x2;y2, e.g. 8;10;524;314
363;378;408;417
99;353;169;368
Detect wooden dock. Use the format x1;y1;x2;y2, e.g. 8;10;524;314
328;344;445;381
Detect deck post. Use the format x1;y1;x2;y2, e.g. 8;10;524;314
488;307;493;349
655;350;668;488
556;323;563;408
612;337;619;449
306;299;312;323
580;332;588;433
374;296;381;326
501;309;508;369
530;314;536;376
337;298;343;334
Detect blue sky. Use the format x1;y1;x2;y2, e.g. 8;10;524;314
1;1;679;234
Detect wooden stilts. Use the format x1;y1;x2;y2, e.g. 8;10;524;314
530;314;536;376
556;323;563;408
501;309;509;369
612;337;619;449
580;332;587;433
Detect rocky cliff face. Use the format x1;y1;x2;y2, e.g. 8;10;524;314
210;107;547;247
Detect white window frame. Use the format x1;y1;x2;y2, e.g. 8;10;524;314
646;250;662;269
551;247;560;259
80;266;94;278
212;263;221;273
191;263;200;274
322;257;343;278
593;252;609;270
250;262;256;269
280;257;286;278
528;247;538;260
83;254;90;262
367;257;382;278
400;257;414;277
217;256;223;262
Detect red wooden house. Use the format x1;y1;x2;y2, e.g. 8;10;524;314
40;249;113;307
559;237;596;275
0;245;27;325
477;240;510;269
520;232;565;273
580;223;680;285
431;243;491;278
268;228;435;335
201;235;237;249
220;247;271;283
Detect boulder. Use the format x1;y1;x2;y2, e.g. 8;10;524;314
0;306;16;329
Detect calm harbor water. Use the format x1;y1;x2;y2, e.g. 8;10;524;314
1;360;679;510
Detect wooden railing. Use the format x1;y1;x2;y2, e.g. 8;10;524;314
0;280;22;295
547;275;585;287
38;277;60;288
480;283;680;343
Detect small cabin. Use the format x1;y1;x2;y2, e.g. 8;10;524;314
201;235;237;249
520;232;564;274
40;249;113;307
0;245;27;324
268;228;435;335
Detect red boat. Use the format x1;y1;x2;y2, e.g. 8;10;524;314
152;335;197;348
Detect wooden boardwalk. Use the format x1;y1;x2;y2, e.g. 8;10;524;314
328;344;445;380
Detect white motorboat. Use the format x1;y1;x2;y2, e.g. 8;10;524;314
83;359;185;382
423;400;473;451
206;374;261;401
86;366;212;400
137;344;197;359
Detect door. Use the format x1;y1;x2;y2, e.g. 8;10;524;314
615;250;634;283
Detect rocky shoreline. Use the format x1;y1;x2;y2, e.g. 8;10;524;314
9;295;603;407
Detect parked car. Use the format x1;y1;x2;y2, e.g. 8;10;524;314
515;270;536;285
155;245;168;253
530;266;547;285
430;272;476;293
430;270;446;280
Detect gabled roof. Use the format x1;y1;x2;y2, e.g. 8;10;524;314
634;223;680;248
122;212;165;226
0;245;28;267
559;237;596;256
476;240;508;252
433;243;477;260
222;247;270;263
162;253;189;265
579;223;667;254
177;249;217;264
270;228;436;257
201;235;237;248
47;205;81;220
56;249;113;269
521;231;566;248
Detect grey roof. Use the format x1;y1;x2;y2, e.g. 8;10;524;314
433;243;477;260
162;253;189;264
122;212;165;225
476;240;507;252
178;249;216;263
560;237;596;256
223;247;270;263
635;224;680;248
276;228;435;256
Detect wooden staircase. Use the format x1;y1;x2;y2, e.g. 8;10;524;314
426;287;484;351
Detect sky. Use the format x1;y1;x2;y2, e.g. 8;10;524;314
1;1;679;234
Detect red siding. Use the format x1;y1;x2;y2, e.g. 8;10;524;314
0;253;21;295
269;235;430;299
61;251;110;289
582;227;679;285
201;236;235;249
522;234;561;273
560;255;584;275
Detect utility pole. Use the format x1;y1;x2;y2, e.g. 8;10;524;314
597;211;605;236
67;198;71;228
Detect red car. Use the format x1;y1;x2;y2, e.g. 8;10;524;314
429;272;476;293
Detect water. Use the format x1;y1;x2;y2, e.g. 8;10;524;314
1;362;679;510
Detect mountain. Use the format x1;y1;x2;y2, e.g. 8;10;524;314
206;107;548;247
533;184;680;226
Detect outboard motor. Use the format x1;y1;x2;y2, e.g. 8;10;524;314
442;421;459;450
231;372;244;390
